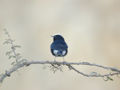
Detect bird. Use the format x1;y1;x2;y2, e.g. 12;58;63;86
50;34;68;61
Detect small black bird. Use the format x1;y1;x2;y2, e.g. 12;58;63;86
50;35;68;61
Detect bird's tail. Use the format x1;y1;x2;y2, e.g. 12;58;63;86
57;50;63;56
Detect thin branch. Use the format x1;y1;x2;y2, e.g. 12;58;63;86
67;65;119;77
3;29;22;62
0;60;120;83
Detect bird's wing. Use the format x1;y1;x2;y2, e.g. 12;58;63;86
51;41;68;50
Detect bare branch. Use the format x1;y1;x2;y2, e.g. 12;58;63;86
3;29;22;62
0;60;120;83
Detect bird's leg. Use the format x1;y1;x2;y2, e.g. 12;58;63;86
62;57;65;62
54;56;56;62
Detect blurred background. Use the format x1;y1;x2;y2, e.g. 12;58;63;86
0;0;120;90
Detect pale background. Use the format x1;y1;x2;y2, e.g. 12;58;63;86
0;0;120;90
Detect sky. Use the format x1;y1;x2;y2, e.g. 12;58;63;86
0;0;120;90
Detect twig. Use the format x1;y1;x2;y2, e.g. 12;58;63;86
3;29;21;63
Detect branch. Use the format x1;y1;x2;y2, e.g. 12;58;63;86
0;60;120;83
1;29;120;84
3;29;22;63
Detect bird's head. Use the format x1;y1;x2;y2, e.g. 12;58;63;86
51;35;65;41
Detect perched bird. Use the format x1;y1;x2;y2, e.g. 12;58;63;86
50;35;68;61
